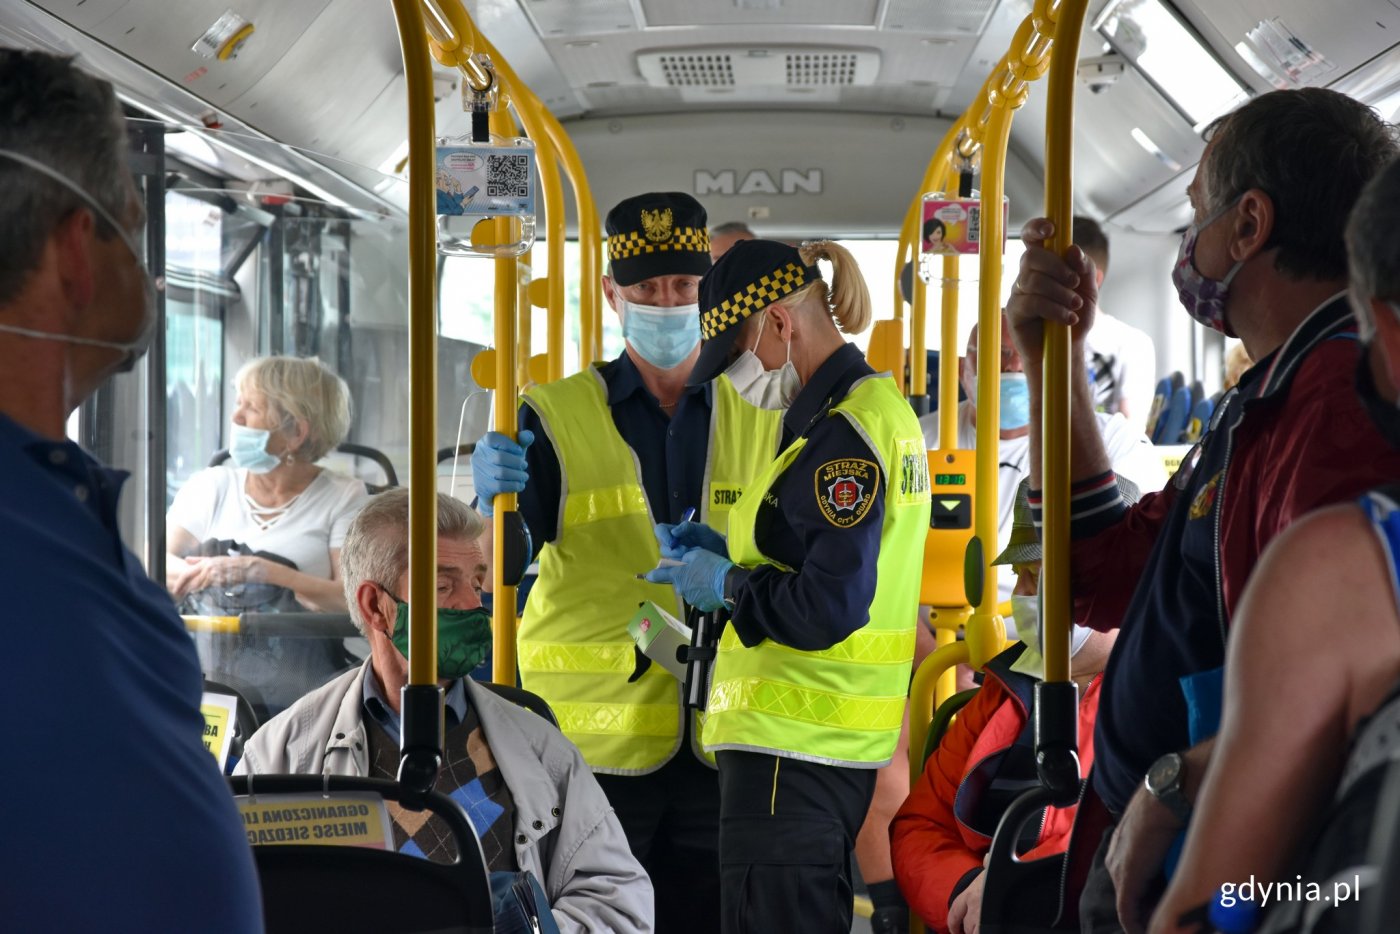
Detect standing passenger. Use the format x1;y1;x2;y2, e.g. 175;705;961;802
1004;87;1400;932
470;192;782;933
648;239;932;933
709;220;755;261
0;50;261;931
1077;217;1158;433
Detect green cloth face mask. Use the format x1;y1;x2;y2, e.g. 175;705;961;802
389;600;492;679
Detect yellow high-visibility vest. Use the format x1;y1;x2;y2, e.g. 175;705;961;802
705;374;932;767
518;367;782;774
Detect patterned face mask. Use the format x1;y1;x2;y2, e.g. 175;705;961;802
1171;194;1245;334
388;598;492;679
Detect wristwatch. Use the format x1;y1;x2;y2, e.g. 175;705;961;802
1144;752;1191;825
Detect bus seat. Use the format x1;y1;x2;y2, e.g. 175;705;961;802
866;319;906;394
193;612;362;725
228;774;493;934
920;688;979;766
203;677;260;773
208;442;398;493
978;849;1072;933
479;682;559;729
438;443;475;465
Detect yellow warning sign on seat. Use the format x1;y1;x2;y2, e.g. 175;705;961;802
236;793;393;850
200;692;237;770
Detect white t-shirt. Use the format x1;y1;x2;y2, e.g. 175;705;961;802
167;466;371;580
1085;311;1157;435
919;400;1166;606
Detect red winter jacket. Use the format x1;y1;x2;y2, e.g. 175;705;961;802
891;648;1101;934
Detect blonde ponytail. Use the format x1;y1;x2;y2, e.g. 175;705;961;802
798;240;872;335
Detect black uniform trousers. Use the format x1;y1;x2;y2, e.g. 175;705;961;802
716;749;877;934
595;736;721;934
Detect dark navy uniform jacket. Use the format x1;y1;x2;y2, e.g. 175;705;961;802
516;351;710;550
725;343;886;652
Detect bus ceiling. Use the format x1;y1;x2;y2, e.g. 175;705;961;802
3;0;1398;234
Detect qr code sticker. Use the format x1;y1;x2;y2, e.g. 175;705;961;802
967;205;981;244
487;154;530;198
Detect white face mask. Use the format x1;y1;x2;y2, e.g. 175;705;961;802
1008;591;1093;679
0;149;159;373
723;311;801;410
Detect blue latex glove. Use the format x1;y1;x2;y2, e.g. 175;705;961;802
645;548;732;612
653;520;728;560
471;430;534;517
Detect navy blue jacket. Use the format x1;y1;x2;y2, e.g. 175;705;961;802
725;343;887;651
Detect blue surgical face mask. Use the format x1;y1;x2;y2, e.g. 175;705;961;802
229;424;282;474
0;149;159;372
999;372;1030;430
621;299;702;370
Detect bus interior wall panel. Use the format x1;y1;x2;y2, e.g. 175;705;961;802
562;110;1043;239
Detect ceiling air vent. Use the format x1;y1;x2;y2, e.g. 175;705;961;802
638;47;879;89
786;51;860;86
654;52;737;88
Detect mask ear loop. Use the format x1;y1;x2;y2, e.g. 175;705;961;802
751;310;767;354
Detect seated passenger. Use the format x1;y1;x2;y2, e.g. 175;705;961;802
1148;151;1400;933
919;315;1164;608
891;480;1132;934
237;489;653;933
166;354;369;614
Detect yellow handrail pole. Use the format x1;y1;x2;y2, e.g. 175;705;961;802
490;107;520;684
474;32;601;369
437;27;571;382
430;3;600;374
1041;0;1091;686
518;247;533;385
534;136;567;383
901;117;969;404
390;0;439;690
937;175;961;443
966;105;1015;673
908;640;971;785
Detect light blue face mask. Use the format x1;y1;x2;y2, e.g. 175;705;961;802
229;424;282;474
621;299;702;370
999;372;1031;430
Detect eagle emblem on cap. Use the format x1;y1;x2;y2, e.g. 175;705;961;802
641;207;674;243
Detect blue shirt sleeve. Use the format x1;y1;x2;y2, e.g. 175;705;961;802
727;415;886;651
517;401;562;556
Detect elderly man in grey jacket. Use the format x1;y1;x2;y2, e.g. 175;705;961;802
238;489;653;933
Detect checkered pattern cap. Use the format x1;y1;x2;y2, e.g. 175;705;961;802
605;191;711;286
992;475;1142;567
689;239;823;385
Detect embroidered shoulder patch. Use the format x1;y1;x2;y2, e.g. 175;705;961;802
815;458;880;528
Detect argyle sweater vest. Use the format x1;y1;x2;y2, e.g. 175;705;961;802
365;704;518;871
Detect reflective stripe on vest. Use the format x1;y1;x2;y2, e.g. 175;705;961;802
519;367;781;774
704;374;932;767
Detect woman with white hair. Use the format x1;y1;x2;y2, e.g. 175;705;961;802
167;355;370;614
